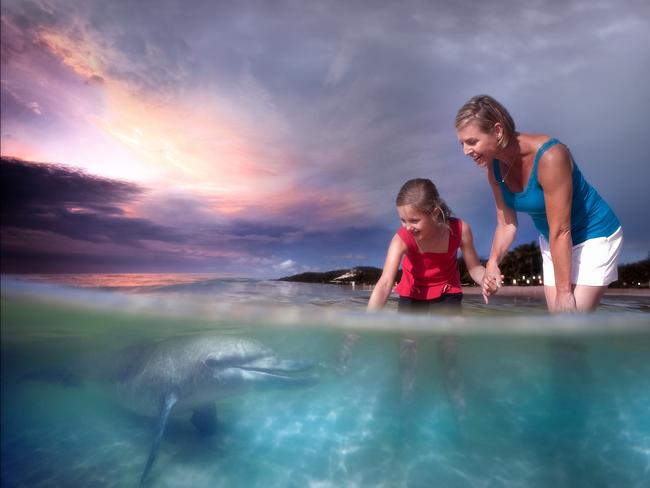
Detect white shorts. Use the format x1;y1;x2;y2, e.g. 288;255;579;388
539;226;623;287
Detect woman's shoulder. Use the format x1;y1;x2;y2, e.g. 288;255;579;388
530;136;573;186
522;133;566;152
518;133;569;168
534;137;572;170
519;132;556;152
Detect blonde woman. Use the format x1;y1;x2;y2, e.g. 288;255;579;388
455;95;622;312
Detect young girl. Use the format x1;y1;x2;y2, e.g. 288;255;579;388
368;178;491;312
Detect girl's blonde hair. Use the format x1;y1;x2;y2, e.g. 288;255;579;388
396;178;452;224
455;94;516;149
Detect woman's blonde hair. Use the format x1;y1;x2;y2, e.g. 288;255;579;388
455;94;516;149
396;178;452;224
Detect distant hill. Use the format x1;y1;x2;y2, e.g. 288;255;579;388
278;253;649;288
278;266;387;285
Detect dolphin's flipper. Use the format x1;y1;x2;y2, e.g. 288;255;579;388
140;392;178;485
191;403;218;437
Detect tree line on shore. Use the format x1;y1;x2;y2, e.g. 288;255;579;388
280;242;650;288
458;242;649;288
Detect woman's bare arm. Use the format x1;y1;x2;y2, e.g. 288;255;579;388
537;144;575;312
485;164;518;287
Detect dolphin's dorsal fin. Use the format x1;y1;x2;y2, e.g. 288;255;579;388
140;392;178;485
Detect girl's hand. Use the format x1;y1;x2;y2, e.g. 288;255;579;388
481;265;503;304
553;290;577;313
481;275;499;303
480;261;503;303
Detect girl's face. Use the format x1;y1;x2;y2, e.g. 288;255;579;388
456;121;502;168
397;204;437;240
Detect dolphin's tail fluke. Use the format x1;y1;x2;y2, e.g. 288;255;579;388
140;392;178;485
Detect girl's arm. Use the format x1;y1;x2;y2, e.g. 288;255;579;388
367;234;407;311
459;220;494;303
485;164;518;285
537;144;575;312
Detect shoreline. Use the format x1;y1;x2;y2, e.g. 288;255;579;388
3;273;648;299
460;285;650;298
338;282;649;299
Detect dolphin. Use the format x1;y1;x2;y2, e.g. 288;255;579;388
97;335;316;484
23;335;316;483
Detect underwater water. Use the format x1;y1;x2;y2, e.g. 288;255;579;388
1;276;650;487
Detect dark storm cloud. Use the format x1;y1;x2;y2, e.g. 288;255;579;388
199;221;394;272
195;219;388;252
205;220;301;244
1;157;183;246
0;246;195;274
0;157;391;274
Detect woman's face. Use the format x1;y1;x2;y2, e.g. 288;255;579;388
456;121;501;168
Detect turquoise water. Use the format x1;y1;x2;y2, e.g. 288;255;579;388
2;276;650;487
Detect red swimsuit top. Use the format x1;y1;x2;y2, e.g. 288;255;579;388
394;217;463;300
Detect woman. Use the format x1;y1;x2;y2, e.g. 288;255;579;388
455;95;622;312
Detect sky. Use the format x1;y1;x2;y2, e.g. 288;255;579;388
1;0;649;277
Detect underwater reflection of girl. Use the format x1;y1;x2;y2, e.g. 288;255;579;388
347;179;493;409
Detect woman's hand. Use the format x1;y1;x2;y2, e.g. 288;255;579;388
481;261;503;304
553;290;577;313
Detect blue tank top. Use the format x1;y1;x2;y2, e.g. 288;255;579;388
494;138;620;244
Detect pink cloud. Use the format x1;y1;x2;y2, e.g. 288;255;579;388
2;11;371;234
